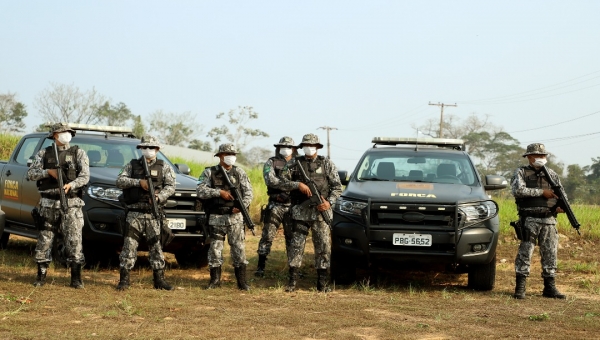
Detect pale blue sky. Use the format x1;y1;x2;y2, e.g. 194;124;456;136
2;1;600;171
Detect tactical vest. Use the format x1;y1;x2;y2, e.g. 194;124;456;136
266;156;289;198
122;158;164;205
515;166;557;209
204;165;241;214
290;155;329;204
37;145;80;197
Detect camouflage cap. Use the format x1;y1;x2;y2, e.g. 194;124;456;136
136;135;161;149
522;143;549;157
214;143;238;157
274;136;295;148
47;122;76;138
298;133;323;149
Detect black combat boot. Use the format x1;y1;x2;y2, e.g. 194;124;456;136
116;267;130;291
542;277;566;299
317;269;331;293
153;269;174;291
33;262;49;287
206;266;221;289
285;267;298;292
235;264;251;291
513;274;526;299
70;263;84;289
255;255;267;277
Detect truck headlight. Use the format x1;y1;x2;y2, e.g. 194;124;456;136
336;198;368;216
88;185;122;202
458;200;498;227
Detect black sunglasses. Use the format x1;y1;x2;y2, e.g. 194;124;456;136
140;146;157;150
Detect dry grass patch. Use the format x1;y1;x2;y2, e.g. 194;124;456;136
1;231;599;339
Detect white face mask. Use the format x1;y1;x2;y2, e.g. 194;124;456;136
533;158;547;167
223;155;236;166
57;132;72;145
303;147;317;156
142;148;157;159
279;148;293;157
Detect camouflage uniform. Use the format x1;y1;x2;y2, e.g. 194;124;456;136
511;143;566;299
256;137;299;276
27;123;90;288
116;135;176;290
197;143;254;290
286;133;342;292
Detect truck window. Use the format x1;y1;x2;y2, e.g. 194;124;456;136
15;137;42;165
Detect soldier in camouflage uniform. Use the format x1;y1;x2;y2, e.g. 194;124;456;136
28;123;90;288
115;135;175;291
286;133;342;292
255;136;309;277
196;143;254;290
511;143;566;299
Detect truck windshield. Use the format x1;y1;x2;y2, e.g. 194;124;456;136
39;137;178;172
356;151;477;185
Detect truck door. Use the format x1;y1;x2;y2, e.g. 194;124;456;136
1;137;43;224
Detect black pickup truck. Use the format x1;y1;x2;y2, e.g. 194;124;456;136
331;137;508;290
0;124;208;267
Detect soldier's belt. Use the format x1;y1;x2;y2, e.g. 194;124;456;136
41;192;79;199
521;211;554;218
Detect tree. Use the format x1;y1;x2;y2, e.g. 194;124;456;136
206;106;269;152
563;164;587;203
241;146;272;167
0;93;27;133
131;115;146;138
148;110;200;147
188;139;212;152
34;83;108;125
95;101;132;126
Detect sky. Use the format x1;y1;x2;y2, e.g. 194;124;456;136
2;1;600;172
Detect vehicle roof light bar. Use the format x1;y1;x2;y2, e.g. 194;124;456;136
372;137;464;150
45;122;133;134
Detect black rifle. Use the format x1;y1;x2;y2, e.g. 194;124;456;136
218;165;255;236
53;142;69;214
142;158;174;246
294;159;332;225
539;165;581;235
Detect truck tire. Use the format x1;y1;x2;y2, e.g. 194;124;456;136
331;253;357;285
467;255;496;291
175;244;209;268
0;232;9;250
52;234;68;268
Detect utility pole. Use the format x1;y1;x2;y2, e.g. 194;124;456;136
318;126;337;158
428;102;457;138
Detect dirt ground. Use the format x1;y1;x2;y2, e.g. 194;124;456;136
1;231;598;340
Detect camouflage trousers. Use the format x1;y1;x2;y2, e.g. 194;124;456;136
119;212;165;271
208;222;248;268
34;206;85;265
515;218;559;278
287;219;331;269
257;203;292;256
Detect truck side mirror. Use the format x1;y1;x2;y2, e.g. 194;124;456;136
484;175;508;191
175;163;191;176
338;170;349;185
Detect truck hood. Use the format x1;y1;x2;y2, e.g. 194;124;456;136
88;167;198;191
342;180;488;204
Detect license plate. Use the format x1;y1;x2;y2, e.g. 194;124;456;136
167;218;186;230
393;233;432;246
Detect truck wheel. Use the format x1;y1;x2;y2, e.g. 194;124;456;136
175;244;209;268
52;235;68;268
467;255;496;291
83;242;120;268
0;232;9;250
331;254;357;285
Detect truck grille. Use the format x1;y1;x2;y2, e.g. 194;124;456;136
369;203;460;230
165;190;201;212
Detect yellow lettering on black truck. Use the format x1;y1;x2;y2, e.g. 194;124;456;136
3;179;19;199
391;192;436;198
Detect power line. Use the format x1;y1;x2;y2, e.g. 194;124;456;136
521;131;600;144
508;110;600;133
